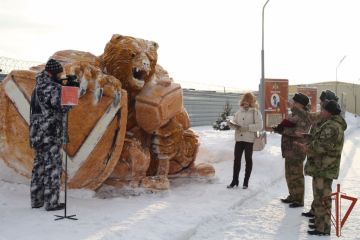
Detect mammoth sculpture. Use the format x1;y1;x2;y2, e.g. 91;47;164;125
0;34;215;190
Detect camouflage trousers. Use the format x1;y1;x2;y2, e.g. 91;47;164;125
313;177;333;234
285;157;305;204
30;144;63;209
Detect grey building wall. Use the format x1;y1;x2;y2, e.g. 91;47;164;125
294;82;360;116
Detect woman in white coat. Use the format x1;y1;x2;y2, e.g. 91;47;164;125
227;92;263;189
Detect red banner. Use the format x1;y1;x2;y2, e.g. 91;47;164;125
264;79;288;130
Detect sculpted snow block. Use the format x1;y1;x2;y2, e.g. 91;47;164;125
0;70;128;190
135;81;183;134
0;34;215;190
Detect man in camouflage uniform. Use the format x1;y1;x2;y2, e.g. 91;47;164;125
29;59;71;211
273;93;312;208
296;90;339;218
295;100;346;236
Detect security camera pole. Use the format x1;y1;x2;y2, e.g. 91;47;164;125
335;55;346;96
260;0;270;138
55;85;79;221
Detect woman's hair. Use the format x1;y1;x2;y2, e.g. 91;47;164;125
240;92;258;108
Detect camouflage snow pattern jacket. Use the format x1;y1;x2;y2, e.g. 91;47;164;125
29;71;70;149
305;114;347;179
280;107;312;159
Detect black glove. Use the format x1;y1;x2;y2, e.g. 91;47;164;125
272;124;284;134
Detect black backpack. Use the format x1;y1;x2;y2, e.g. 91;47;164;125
29;87;43;148
30;87;42;115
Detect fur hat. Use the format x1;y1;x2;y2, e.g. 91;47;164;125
45;59;63;74
293;93;309;107
320;90;338;102
240;92;258;108
323;100;341;115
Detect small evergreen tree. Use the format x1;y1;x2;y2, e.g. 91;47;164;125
213;101;232;130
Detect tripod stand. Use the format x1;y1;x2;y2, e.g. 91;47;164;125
55;112;78;221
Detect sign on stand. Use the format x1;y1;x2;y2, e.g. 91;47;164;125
264;79;289;131
61;86;79;106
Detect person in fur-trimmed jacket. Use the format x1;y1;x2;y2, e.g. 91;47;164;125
29;59;71;211
227;92;263;189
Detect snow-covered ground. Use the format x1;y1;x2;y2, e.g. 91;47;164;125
0;114;359;240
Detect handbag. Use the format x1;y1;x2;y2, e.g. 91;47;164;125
253;109;266;151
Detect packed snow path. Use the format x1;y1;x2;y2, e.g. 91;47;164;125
188;119;360;240
0;115;359;240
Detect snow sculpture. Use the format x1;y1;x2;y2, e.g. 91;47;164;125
0;34;215;190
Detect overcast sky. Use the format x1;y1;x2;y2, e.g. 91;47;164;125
1;0;360;91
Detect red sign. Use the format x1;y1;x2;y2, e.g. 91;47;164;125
264;79;289;130
61;86;79;106
297;87;317;113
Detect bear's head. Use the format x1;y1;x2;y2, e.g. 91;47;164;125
100;34;159;93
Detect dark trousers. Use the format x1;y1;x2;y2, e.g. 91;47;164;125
30;144;63;209
231;141;254;187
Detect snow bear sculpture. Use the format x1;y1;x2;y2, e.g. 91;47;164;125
0;34;215;190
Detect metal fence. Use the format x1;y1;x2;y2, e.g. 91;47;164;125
183;89;246;127
0;74;6;81
0;56;253;127
0;72;249;128
0;56;40;74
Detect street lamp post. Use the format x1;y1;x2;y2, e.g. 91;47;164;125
356;78;360;117
335;55;346;96
260;0;270;130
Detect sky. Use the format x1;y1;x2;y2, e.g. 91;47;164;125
1;0;360;91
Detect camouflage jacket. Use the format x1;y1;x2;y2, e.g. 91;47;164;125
295;109;330;175
296;110;323;132
305;115;347;179
29;71;70;149
280;107;312;159
304;116;325;175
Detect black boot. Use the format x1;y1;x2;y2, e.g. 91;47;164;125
46;203;65;211
308;224;316;229
227;180;239;189
302;211;315;218
242;180;249;189
280;196;293;204
229;143;241;189
243;154;252;190
289;202;304;208
307;230;330;236
31;202;44;209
